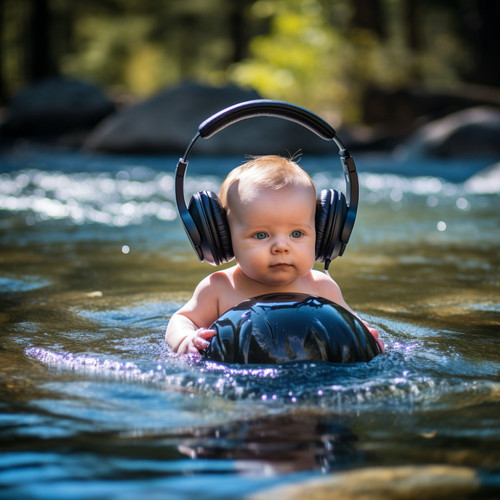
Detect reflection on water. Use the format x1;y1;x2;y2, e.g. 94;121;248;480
0;148;499;499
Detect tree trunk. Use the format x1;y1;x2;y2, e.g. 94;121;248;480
460;0;500;86
0;0;5;103
26;0;56;82
351;0;385;39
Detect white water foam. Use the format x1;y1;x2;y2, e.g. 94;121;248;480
25;346;487;414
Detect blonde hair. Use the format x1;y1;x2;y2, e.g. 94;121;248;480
219;155;315;209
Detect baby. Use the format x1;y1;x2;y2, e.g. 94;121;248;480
166;155;383;354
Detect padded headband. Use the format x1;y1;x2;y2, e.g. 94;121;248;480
198;99;337;140
175;99;359;264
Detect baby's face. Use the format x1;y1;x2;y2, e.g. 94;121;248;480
226;182;316;288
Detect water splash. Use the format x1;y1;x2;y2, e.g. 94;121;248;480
25;345;491;415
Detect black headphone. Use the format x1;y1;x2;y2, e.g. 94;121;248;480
175;100;359;271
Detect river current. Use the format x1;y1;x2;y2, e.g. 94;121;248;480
0;146;499;499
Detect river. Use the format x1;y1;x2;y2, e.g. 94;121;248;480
0;145;499;499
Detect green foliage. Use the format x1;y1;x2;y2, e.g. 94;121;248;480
0;0;478;121
229;0;347;120
59;1;234;97
228;0;468;123
61;14;182;97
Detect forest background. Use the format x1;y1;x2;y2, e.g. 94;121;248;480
1;0;500;135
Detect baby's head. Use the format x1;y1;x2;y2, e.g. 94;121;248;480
219;156;318;285
219;155;316;213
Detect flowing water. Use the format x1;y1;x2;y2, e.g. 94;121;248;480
0;145;499;499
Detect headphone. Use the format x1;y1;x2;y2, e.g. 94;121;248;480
175;99;359;271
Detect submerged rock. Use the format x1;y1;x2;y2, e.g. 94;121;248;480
397;106;500;159
250;465;482;500
84;82;332;155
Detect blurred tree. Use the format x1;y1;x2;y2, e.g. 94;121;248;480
229;0;485;122
0;0;262;101
0;0;498;120
458;0;500;87
229;0;255;63
229;0;347;120
403;0;418;51
0;0;4;103
58;0;263;97
352;0;385;39
26;0;56;81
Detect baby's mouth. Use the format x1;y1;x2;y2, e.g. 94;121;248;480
270;262;293;268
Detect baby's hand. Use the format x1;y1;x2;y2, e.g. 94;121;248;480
187;328;216;355
364;323;385;352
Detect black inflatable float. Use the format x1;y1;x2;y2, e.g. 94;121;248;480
203;293;381;364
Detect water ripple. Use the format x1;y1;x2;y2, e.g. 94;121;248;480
25;346;497;416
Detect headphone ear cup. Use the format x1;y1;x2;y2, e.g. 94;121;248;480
315;189;348;263
204;191;234;263
188;191;233;265
315;189;334;262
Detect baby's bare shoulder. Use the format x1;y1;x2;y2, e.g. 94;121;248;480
177;269;235;326
310;269;336;284
195;267;235;295
310;269;344;301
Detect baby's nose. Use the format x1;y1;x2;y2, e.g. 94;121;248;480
271;236;289;253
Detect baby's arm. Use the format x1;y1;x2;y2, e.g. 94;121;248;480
165;272;226;354
166;313;215;354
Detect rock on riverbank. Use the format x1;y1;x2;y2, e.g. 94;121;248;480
0;78;115;146
83;82;333;155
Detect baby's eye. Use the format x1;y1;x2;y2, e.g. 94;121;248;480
253;232;268;240
291;230;303;239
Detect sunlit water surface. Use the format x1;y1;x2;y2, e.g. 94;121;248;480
0;147;499;499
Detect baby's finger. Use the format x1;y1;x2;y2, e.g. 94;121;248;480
197;329;216;339
187;344;202;355
376;337;385;352
193;337;209;350
368;328;384;352
363;324;384;352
